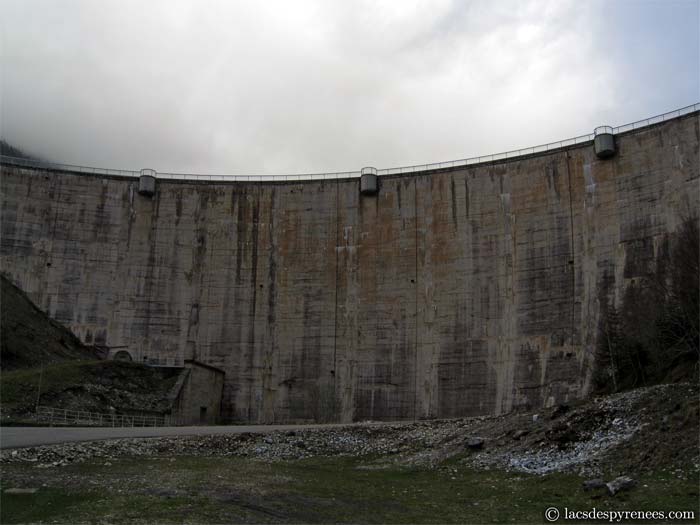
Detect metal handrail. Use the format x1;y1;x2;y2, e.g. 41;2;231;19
142;356;183;368
1;103;697;182
35;405;171;427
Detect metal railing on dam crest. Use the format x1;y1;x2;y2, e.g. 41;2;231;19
1;103;698;183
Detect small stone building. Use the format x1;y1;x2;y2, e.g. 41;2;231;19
169;360;225;425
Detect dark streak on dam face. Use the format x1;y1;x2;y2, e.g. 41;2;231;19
1;113;698;423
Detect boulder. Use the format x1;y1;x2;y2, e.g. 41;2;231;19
606;476;636;496
550;404;569;419
582;479;606;491
465;437;484;450
512;429;529;440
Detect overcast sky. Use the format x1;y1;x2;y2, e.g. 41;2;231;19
1;0;698;175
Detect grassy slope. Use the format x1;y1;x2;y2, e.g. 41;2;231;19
0;275;98;370
1;360;180;417
0;275;180;418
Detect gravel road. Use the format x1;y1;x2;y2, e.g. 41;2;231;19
0;423;356;449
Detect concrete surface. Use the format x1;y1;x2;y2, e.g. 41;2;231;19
171;360;225;425
1;112;698;423
0;423;366;449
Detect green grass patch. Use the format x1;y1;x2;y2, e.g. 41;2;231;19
276;457;700;523
1;456;698;524
0;488;101;524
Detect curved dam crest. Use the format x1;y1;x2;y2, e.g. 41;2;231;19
1;112;698;423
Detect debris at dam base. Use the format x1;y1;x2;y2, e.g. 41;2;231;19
2;383;697;523
3;383;696;477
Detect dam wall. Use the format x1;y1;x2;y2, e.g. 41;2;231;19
1;112;698;423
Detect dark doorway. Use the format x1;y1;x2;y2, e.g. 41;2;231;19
199;406;207;424
113;350;132;362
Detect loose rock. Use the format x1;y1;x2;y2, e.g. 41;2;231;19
582;479;606;491
512;430;529;440
466;437;484;450
606;476;636;496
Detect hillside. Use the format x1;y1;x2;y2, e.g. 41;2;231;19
0;274;181;421
0;140;38;160
1;360;180;419
0;274;100;370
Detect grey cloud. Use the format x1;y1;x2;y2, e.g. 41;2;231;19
1;0;697;175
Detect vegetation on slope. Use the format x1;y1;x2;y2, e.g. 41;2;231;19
0;274;180;420
1;360;180;418
0;140;37;160
0;274;100;370
594;214;700;392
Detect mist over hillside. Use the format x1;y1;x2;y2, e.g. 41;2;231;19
0;140;40;160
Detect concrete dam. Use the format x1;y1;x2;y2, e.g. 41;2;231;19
1;108;698;423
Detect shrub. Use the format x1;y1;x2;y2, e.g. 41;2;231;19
594;214;699;392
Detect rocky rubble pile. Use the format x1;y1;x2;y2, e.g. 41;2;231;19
0;421;473;468
464;383;698;478
465;392;644;476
